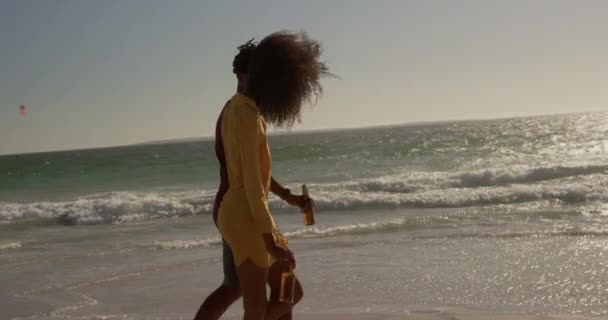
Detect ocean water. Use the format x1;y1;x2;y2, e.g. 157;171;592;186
2;112;608;319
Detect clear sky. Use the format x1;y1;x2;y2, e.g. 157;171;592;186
2;0;608;155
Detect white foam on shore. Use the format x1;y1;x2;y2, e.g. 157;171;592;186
223;311;601;320
0;241;22;250
152;237;221;250
2;162;608;226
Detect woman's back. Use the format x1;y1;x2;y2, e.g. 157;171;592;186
217;93;277;267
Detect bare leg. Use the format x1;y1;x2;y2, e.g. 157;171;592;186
265;261;304;320
193;285;241;320
194;239;242;320
237;259;269;320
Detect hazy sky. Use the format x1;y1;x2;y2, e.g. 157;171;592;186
2;0;608;155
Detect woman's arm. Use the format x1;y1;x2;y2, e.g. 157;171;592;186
270;178;291;199
237;109;274;235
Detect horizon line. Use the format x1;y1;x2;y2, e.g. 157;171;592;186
1;109;604;157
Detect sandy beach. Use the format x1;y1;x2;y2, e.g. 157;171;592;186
3;212;608;319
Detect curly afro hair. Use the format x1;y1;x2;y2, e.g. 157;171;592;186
246;31;331;127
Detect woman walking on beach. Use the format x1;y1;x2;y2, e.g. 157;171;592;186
195;38;316;320
217;31;330;320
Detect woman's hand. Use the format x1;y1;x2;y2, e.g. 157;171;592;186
286;193;314;213
270;244;296;269
263;233;296;269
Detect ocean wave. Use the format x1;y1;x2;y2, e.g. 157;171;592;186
310;181;608;211
284;217;608;240
153;221;608;249
347;163;608;193
452;164;608;188
281;217;450;239
2;166;608;226
0;242;22;251
0;191;214;225
153;237;221;250
284;219;404;239
149;219;423;251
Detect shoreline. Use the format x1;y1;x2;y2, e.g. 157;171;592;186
225;311;602;320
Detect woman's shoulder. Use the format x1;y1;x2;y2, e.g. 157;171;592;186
226;94;261;120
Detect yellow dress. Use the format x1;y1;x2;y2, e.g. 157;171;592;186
217;93;278;268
